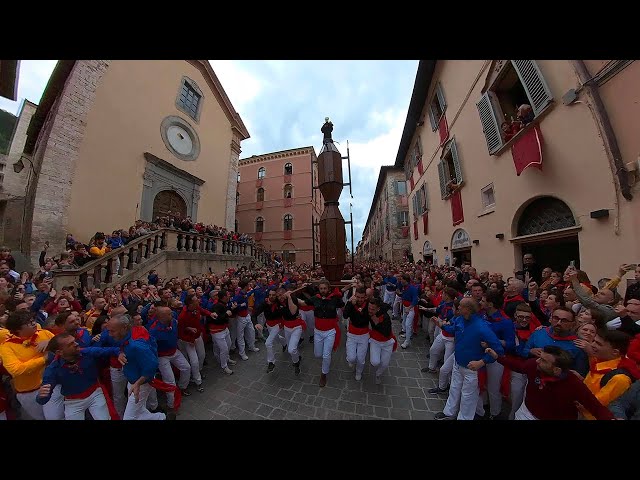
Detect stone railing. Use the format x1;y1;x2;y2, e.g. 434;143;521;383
51;228;267;290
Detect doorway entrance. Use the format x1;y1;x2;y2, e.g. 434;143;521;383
515;196;579;272
153;190;187;221
451;249;472;267
423;240;434;265
520;236;580;272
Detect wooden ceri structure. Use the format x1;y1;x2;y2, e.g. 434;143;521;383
313;118;354;283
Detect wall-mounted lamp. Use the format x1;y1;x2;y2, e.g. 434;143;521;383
443;246;448;250
590;209;609;219
473;240;480;245
495;233;505;239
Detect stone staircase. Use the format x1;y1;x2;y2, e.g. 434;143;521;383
51;228;267;290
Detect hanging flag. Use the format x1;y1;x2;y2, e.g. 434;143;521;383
511;125;544;176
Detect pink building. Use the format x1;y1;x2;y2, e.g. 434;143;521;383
236;147;323;265
391;60;639;291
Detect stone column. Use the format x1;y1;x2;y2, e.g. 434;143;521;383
225;128;242;231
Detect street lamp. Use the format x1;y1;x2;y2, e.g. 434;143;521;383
12;155;34;174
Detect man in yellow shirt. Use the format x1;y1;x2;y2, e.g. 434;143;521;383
89;233;111;258
581;329;635;419
0;311;55;420
84;297;107;331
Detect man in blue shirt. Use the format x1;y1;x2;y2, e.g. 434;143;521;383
107;314;168;420
520;305;588;376
435;298;504;421
37;332;122;420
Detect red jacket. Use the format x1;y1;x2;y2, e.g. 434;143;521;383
178;306;211;343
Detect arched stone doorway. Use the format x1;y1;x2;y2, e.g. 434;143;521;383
282;243;296;263
153;190;187;220
513;196;580;272
450;228;472;267
422;240;434;264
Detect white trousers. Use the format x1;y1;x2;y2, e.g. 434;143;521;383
443;362;480;421
110;367;128;419
158;350;191;407
229;316;238;348
438;348;455;390
483;360;504;417
428;333;455;371
369;338;394;377
64;388;110;420
266;324;286;363
509;371;528;420
392;295;402;318
123;383;166;420
211;329;232;369
178;337;205;385
314;328;336;375
383;290;396;306
427;318;437;344
514;401;538;420
235;314;256;356
346;332;369;375
300;310;315;338
16;390;45;420
284;326;303;364
43;384;65;420
402;306;416;343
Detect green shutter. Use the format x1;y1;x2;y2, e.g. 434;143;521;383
450;139;463;185
438;162;447;199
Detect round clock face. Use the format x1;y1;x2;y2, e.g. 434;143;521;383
167;125;193;155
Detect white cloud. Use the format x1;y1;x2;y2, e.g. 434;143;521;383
208;60;263;113
0;60;57;114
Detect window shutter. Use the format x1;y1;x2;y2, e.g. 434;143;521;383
428;106;437;131
393;181;398;195
511;60;553;115
413;220;418;240
421;184;429;211
436;82;447;112
476;92;503;154
437;161;447;199
450;139;463;184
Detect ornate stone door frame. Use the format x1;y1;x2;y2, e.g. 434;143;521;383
140;152;205;222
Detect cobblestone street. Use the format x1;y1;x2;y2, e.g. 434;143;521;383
178;320;446;420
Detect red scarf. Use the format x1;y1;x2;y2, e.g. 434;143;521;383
504;294;525;307
546;327;577;341
590;357;640;381
6;332;39;347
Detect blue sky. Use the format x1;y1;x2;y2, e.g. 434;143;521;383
0;60;418;248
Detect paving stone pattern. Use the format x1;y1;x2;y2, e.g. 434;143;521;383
178;319;447;420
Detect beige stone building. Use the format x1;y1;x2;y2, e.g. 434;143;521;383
393;60;639;286
360;166;411;262
0;60;249;266
236;147;323;265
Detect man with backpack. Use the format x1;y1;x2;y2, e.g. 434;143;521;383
578;329;640;419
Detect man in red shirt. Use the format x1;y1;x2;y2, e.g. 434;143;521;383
178;294;217;392
485;345;614;420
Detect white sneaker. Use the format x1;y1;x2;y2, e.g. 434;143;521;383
223;367;234;375
250;347;260;352
348;362;355;370
355;373;362;381
375;375;382;385
227;359;237;365
401;342;409;349
240;354;249;361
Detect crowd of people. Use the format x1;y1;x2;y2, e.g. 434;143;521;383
0;245;639;420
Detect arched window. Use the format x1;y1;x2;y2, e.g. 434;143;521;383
256;217;264;233
258;167;266;179
284;163;293;175
517;197;576;236
284;214;293;231
284;184;293;199
257;187;265;202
